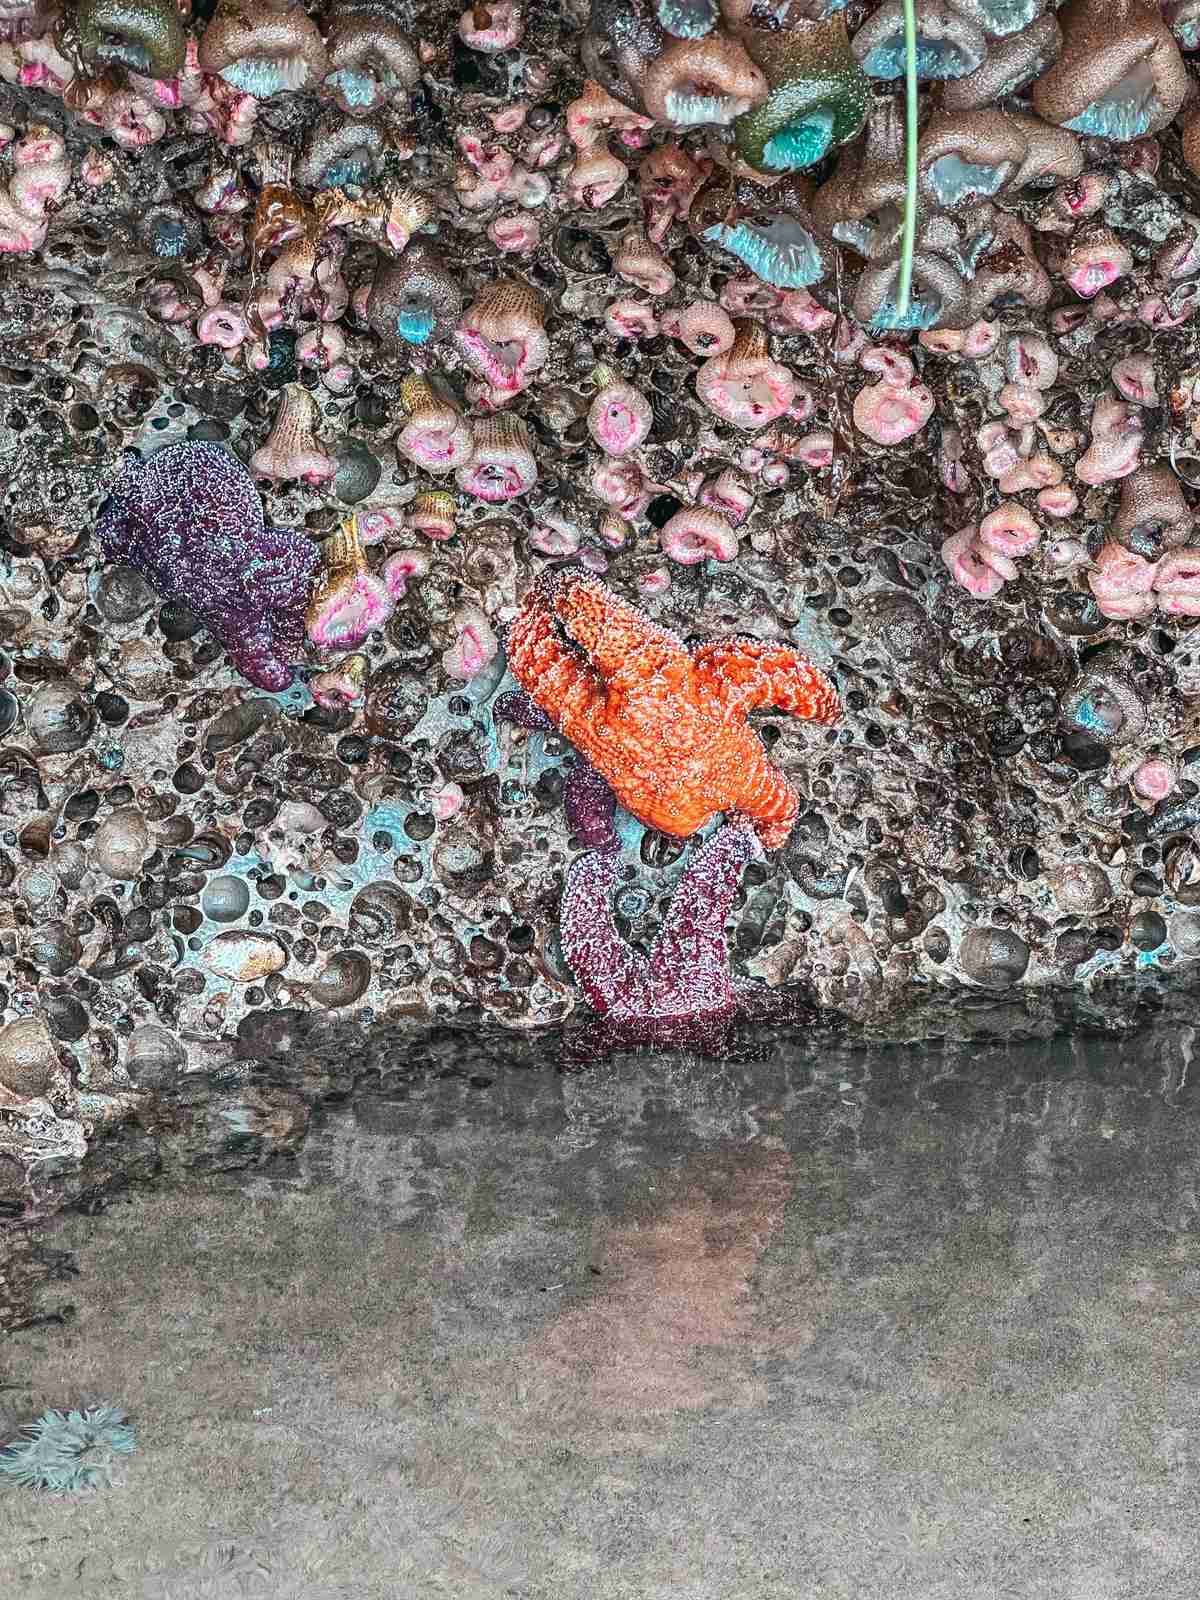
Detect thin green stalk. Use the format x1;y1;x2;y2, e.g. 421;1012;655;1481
896;0;918;319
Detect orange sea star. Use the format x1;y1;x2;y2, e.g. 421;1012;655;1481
504;568;841;849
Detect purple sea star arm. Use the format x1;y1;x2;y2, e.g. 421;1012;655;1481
564;762;619;851
559;847;651;1018
493;687;558;733
648;824;759;1011
242;528;320;609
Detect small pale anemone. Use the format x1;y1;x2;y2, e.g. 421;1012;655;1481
662;298;735;355
656;0;716;40
321;0;420;117
731;14;869;175
443;601;499;679
695;320;795;429
659;505;738;563
1154;548;1200;615
250;383;336;485
566;79;655;150
940;506;1041;598
1087;541;1158;620
456;414;537;503
590;457;650;517
1060;225;1134;299
1076;392;1144;486
406;490;458;541
396;374;474;475
1004;331;1058;389
381;547;431;599
1031;0;1188;141
640;33;769;127
1111;354;1158;407
306;517;395;650
852;0;986;80
588;374;653;455
613;229;675;295
76;0;185;79
853;367;936;445
637;140;706;241
199;0;330;98
700;466;753;524
454;278;548;397
458;0;524;54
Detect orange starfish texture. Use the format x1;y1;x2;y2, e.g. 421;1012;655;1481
505;569;841;848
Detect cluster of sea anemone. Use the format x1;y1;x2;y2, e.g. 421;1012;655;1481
5;0;1200;1216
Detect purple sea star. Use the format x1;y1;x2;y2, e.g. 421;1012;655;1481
559;824;812;1062
96;442;320;692
494;683;815;1060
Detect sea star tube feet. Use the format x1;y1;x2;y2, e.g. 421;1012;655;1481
96;442;318;691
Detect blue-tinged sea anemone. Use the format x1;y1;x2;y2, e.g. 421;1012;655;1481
968;0;1046;37
0;1407;137;1494
924;151;1009;205
324;66;384;110
868;296;940;331
1061;82;1161;142
853;0;986;81
703;219;826;288
396;307;435;344
762;110;836;169
655;0;717;40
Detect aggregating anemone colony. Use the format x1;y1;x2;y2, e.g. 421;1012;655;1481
4;0;1200;1208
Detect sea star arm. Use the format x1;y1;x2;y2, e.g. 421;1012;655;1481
559;847;651;1017
692;638;841;724
504;575;606;739
242;529;318;610
553;571;687;696
647;824;759;1011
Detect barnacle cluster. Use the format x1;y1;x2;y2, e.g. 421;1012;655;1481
4;0;1200;1224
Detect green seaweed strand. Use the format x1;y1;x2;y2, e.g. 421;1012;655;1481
896;0;918;319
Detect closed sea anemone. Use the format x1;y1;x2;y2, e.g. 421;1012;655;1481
366;240;462;348
250;382;336;485
395;374;474;474
456;413;538;502
306;515;395;649
1112;465;1193;558
695;319;796;428
728;11;869;174
75;0;185;79
1030;0;1188;141
453;278;548;399
321;0;420;116
199;0;329;98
